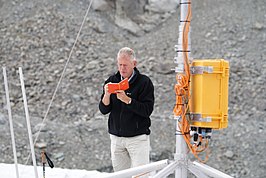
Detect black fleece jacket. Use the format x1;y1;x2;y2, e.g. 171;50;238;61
99;68;154;137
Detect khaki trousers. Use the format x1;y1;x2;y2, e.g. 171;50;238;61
110;134;150;173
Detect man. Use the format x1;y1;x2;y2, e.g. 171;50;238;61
99;47;154;172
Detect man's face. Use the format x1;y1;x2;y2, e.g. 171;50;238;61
117;54;136;79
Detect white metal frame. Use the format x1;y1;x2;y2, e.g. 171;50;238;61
19;67;39;178
3;67;20;178
3;67;39;178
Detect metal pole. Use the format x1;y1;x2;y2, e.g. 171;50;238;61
174;116;188;178
41;151;46;178
152;161;179;178
3;67;20;178
101;159;169;178
175;0;192;73
174;0;191;177
19;67;39;178
189;161;234;178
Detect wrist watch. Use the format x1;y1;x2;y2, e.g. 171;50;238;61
128;98;132;105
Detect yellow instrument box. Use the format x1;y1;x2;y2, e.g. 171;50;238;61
190;59;229;129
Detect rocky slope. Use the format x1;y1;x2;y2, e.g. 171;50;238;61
0;0;265;177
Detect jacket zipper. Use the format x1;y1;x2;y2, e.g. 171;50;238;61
119;103;124;134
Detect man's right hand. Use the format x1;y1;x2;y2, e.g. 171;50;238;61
104;83;111;96
102;83;111;106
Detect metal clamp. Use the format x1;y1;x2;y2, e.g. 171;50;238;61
190;113;212;122
190;66;213;74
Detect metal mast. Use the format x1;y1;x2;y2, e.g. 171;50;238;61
174;0;191;177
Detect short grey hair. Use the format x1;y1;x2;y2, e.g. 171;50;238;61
117;47;136;61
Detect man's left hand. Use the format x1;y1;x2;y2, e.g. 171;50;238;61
116;90;131;104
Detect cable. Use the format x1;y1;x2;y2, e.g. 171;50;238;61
24;0;94;165
173;0;210;163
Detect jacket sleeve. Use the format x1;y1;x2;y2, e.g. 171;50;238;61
99;98;112;115
127;77;154;117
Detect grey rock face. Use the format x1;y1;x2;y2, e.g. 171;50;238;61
0;0;265;178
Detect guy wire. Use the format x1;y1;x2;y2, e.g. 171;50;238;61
24;0;94;165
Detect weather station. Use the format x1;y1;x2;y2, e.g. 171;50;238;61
2;0;233;178
154;0;231;177
98;0;232;177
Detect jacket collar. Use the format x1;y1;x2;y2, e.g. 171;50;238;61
115;67;139;84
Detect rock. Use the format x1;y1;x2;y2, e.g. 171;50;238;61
92;20;113;34
91;0;110;11
115;0;147;22
54;152;65;162
151;61;174;75
252;22;264;30
0;113;6;125
224;150;234;159
146;0;179;13
114;15;142;36
35;142;47;149
33;123;47;133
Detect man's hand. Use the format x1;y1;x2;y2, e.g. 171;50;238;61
102;83;111;106
116;90;131;104
104;83;111;96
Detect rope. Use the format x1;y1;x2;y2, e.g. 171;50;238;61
24;0;94;165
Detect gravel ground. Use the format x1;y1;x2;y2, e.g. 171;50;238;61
0;0;265;178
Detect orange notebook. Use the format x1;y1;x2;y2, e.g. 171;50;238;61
108;78;129;94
